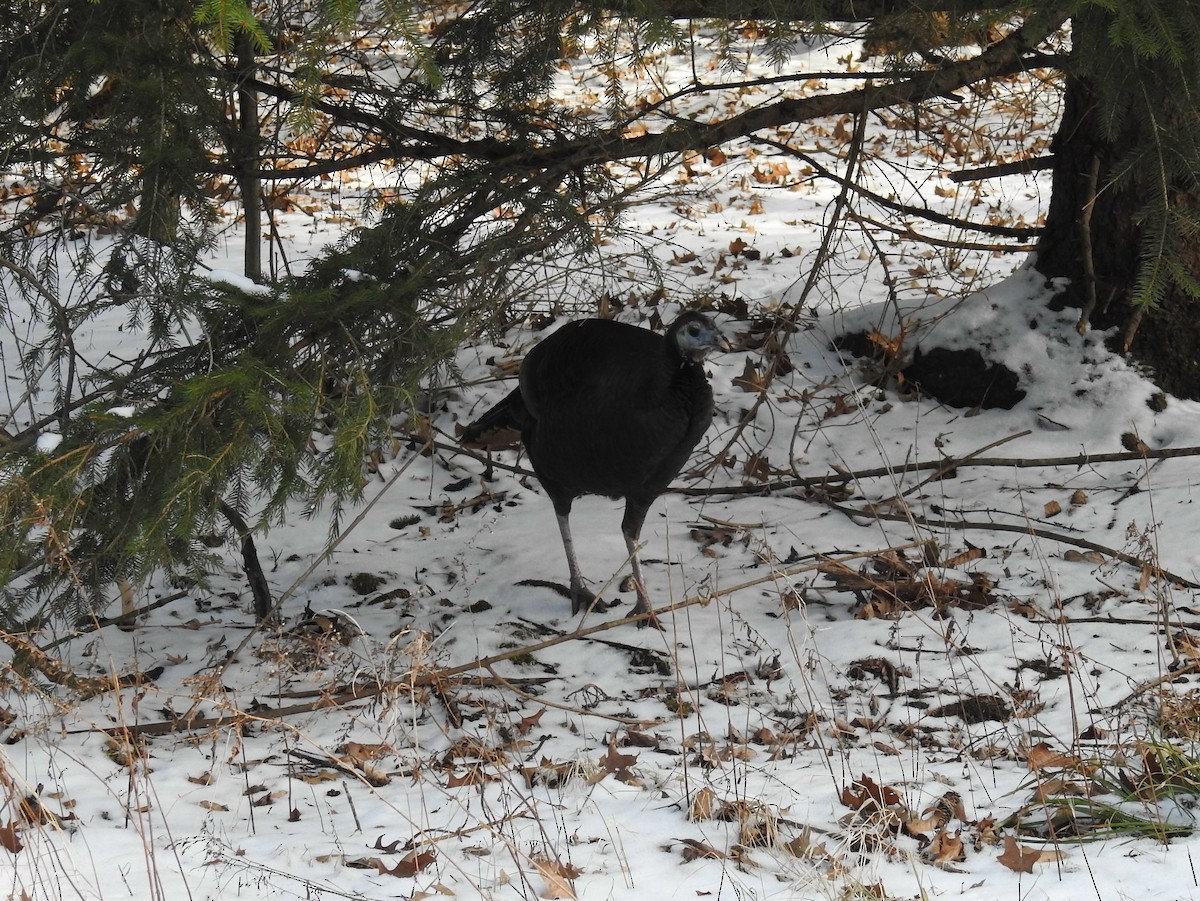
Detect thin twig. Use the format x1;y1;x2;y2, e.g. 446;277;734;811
175;440;432;727
83;540;927;737
709;106;869;472
1105;661;1200;711
897;429;1031;498
948;155;1056;183
484;664;645;725
1076;154;1101;333
794;101;869;307
755;136;1042;239
39;590;190;652
676;443;1200;497
852;212;1035;252
822;498;1200;590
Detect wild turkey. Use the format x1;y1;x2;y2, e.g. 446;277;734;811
462;311;728;626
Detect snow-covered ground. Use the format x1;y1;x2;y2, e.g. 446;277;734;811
5;23;1200;901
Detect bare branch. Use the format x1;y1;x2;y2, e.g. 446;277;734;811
680;443;1200;503
225;7;1067;184
948;154;1056;183
635;0;1009;23
822;496;1200;590
756;135;1043;239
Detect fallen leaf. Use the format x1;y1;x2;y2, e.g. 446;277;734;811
732;358;769;392
622;728;660;748
517;708;546;735
943;545;985;567
781;827;814;858
521;757;575;788
867;329;906;359
754;726;777;745
997;835;1065;872
533;855;581;899
1121;432;1150;455
1007;597;1048;619
840;774;901;810
677;837;726;862
926;829;966;864
743;452;772;482
1031;777;1090;802
590;733;639;785
14;794;57;828
299;769;340;785
1026;742;1078;771
689;786;717;822
0;820;22;853
906;814;943;836
447;767;496;787
377;849;437;878
344;741;392;761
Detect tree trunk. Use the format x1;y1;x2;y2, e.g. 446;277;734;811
236;32;263;284
1035;12;1200;399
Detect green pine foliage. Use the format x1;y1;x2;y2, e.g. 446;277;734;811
7;0;1200;625
2;0;224;239
0;239;461;626
194;0;273;53
0;0;626;627
1070;0;1200;310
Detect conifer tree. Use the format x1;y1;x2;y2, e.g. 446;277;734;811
1033;1;1200;396
3;0;1200;630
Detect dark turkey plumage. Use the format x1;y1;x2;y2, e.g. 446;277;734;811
462;311;728;626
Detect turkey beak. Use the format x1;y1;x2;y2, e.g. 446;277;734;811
693;330;731;362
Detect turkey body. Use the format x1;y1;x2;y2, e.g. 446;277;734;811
463;312;726;626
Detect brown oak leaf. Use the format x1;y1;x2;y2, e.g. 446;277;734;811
590;733;638;785
997;835;1064;872
1026;742;1078;771
0;820;22;854
533;855;581;899
926;829;966;865
377;849;437;878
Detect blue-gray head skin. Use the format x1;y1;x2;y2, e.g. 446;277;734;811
669;311;731;364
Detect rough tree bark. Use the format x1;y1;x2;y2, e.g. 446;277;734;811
1025;5;1200;398
1035;74;1200;399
